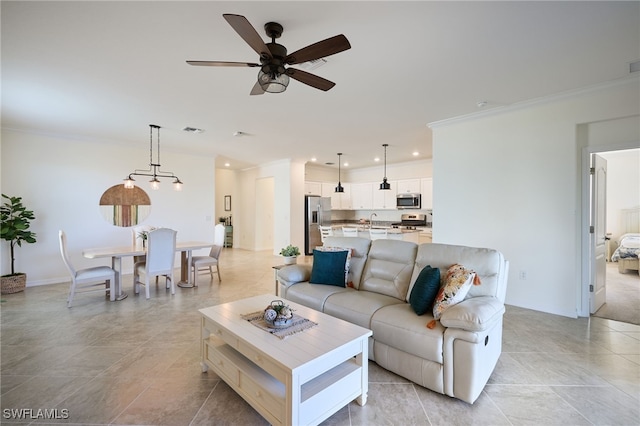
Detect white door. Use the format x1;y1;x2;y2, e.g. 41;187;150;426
590;154;607;314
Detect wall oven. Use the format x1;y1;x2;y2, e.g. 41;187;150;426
396;193;421;209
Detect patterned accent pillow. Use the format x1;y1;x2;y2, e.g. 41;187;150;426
427;264;481;328
315;246;352;285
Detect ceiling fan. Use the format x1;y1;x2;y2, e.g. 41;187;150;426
187;14;351;95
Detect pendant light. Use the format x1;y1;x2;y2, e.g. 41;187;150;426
335;153;344;193
379;143;391;190
123;124;183;191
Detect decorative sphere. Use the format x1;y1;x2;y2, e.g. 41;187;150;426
264;308;277;322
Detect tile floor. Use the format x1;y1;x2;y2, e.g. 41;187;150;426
1;248;639;425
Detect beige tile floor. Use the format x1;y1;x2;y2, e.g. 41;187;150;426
1;248;639;425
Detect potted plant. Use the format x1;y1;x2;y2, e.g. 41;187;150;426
279;244;301;265
1;194;37;294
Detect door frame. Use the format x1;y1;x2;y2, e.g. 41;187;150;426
580;141;639;317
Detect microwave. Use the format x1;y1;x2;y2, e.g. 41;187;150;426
396;193;421;209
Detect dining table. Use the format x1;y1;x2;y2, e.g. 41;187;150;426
82;241;213;300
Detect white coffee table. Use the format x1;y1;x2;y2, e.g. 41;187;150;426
199;294;372;426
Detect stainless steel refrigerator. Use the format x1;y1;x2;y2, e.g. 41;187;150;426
305;195;332;255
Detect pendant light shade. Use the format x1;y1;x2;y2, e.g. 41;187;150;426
379;144;391;190
335;153;344;193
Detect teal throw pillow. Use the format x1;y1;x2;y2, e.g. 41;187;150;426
310;249;349;287
409;265;441;316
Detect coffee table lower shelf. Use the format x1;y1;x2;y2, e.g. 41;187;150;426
202;336;364;426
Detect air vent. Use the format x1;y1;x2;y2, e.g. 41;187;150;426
630;60;640;73
183;127;204;133
325;162;335;165
299;58;327;71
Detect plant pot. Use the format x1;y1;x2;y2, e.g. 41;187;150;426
1;273;26;294
283;256;297;265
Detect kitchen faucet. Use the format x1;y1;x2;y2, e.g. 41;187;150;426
369;213;378;229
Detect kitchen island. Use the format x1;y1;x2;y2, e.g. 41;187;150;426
332;225;422;244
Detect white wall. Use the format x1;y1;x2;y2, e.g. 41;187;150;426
430;78;640;318
1;128;216;285
234;159;305;255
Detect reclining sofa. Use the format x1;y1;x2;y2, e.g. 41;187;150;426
277;236;509;404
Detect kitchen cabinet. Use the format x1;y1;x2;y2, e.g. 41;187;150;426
396;179;421;194
322;182;351;210
420;178;433;209
372;180;397;209
418;228;432;244
304;181;322;195
350;183;373;210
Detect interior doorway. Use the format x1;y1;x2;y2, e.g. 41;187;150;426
586;147;640;324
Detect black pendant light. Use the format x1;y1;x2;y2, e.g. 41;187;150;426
379;143;391;190
335;153;344;193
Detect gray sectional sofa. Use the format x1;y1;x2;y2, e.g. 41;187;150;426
277;236;509;404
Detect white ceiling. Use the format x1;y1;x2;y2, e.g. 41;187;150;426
2;1;638;171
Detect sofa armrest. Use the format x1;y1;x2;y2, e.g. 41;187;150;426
440;296;505;332
277;264;311;287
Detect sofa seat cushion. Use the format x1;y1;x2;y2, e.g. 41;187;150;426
371;303;445;364
285;283;351;312
323;290;403;329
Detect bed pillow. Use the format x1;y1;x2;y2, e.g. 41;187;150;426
310;249;349;287
409;265;441;316
427;264;481;328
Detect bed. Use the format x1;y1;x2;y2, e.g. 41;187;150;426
611;233;640;274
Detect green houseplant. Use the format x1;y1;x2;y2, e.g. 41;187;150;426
1;194;37;294
279;244;300;265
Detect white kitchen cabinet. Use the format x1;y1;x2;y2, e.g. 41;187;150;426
396;179;421;194
372;180;397;209
322;182;351;210
420;178;433;209
418;228;432;244
304;181;322;195
350;183;373;210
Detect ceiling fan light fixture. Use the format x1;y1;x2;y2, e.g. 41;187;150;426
258;70;289;93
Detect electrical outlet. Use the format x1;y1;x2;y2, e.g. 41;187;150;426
519;270;527;280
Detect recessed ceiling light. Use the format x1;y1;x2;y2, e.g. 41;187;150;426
233;131;244;137
374;157;380;162
412;151;419;156
224;162;230;167
310;157;317;162
344;162;349;167
476;101;488;108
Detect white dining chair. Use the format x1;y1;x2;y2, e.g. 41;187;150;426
133;228;177;299
59;230;116;308
319;226;334;244
369;227;388;240
342;227;359;237
191;224;225;284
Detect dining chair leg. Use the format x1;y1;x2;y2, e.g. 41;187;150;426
145;276;150;299
208;266;213;278
216;265;221;282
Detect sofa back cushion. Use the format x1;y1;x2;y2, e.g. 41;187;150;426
361;239;418;300
322;237;371;289
409;243;508;303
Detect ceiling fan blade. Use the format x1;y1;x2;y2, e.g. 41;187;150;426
186;60;260;67
285;34;351;65
250;81;265;96
223;14;271;59
286;68;336;91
